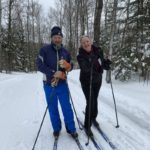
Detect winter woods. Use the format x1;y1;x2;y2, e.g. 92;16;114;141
102;0;150;81
0;0;150;81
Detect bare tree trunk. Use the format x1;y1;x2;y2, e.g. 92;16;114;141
75;0;79;53
103;0;109;55
109;0;118;59
31;0;35;71
0;0;1;35
80;0;86;35
37;6;42;48
7;0;15;73
27;0;31;72
93;0;103;46
138;0;145;77
0;0;2;72
59;0;63;27
85;4;89;35
120;0;130;49
104;0;109;37
106;0;118;83
67;0;76;59
16;2;26;71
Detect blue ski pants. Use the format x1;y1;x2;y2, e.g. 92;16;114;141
43;81;76;133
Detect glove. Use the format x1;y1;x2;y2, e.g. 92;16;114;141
51;71;66;87
53;71;66;80
103;59;112;70
105;59;112;65
51;78;59;87
59;59;71;71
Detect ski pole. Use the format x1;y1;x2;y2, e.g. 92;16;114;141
66;79;83;130
105;53;119;128
86;62;94;146
109;71;119;128
32;87;55;150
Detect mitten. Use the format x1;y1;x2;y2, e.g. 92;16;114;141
51;78;59;87
54;71;66;80
103;59;112;70
59;59;71;71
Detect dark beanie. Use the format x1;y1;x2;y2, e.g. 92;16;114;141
51;26;63;37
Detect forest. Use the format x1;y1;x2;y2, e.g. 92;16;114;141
0;0;150;81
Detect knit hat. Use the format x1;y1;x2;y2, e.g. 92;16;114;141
51;26;63;37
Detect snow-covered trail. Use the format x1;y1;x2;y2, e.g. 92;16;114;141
68;70;150;150
0;71;150;150
0;73;45;150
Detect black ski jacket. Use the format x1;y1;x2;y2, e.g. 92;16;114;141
77;45;110;85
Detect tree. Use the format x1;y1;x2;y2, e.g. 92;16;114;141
5;0;15;73
0;0;2;72
101;0;150;81
93;0;103;46
0;0;149;81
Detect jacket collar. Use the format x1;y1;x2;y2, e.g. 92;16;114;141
79;45;100;56
51;42;63;51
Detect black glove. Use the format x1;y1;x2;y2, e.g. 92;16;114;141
103;59;112;70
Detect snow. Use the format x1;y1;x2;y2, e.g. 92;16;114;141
0;70;150;150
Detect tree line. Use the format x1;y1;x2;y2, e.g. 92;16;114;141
0;0;150;81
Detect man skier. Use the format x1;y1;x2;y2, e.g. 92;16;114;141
37;26;78;138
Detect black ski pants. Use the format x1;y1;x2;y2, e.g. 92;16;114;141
81;79;102;129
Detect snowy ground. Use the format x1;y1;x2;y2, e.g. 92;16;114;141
0;70;150;150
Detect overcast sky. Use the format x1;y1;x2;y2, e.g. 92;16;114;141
38;0;55;14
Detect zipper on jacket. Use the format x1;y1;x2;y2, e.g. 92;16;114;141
54;45;60;71
56;49;59;71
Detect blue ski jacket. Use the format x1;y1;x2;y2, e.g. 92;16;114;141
36;43;73;84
